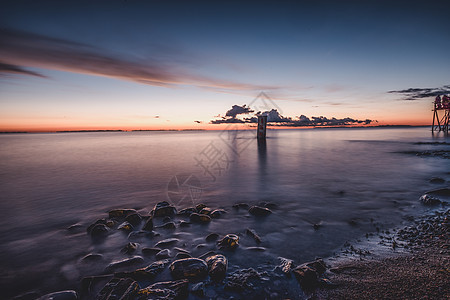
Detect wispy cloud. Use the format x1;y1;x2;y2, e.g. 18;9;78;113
0;62;47;78
388;85;450;100
211;105;374;126
0;28;276;92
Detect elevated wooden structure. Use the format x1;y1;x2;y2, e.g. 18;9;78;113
432;95;449;133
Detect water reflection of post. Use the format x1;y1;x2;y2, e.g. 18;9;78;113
257;138;267;191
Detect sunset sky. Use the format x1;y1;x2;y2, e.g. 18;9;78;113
1;0;449;131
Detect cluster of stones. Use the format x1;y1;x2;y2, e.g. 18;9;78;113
79;201;279;299
397;208;449;251
45;200;336;299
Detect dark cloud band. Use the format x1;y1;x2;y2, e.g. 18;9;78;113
388;85;450;100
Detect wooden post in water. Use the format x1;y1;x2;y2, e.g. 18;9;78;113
257;115;267;140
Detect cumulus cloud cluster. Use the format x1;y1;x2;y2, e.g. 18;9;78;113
388;85;450;100
211;105;373;126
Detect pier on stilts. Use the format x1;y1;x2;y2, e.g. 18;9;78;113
432;95;449;133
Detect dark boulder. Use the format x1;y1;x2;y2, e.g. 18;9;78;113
138;279;188;300
96;278;139;300
142;247;162;256
217;234;239;250
169;258;208;280
189;213;211;224
156;221;176;229
118;222;133;232
210;209;226;218
89;223;109;237
155;238;179;248
115;259;170;281
195;203;207;212
420;194;442;205
156;249;171;259
177;207;196;216
105;256;144;272
125;213;142;226
142;217;153;231
248;206;272;216
205;254;228;281
121;242;138;255
205;233;219;242
232;203;249;210
292;265;318;290
152;201;177;217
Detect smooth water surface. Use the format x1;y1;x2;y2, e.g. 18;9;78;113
0;127;448;297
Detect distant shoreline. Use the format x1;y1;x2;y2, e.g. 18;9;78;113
0;125;430;134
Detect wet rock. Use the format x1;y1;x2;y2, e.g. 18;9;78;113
190;282;205;297
217;234;239;250
189;213;211;224
210;209;226;218
175;252;191;259
37;290;78;300
430;177;446;184
232;203;249;210
306;258;327;275
156;249;171;259
105;256;144;272
152;201;177;217
205;254;228;281
293;259;327;290
142;247;162;256
195;203;207;212
67;223;83;233
121;242;138;255
205;233;220;242
248;206;272;216
278;257;293;274
81;253;103;262
224;268;261;292
246;228;262;243
178;207;196;216
118;222;133;232
97;277;139;300
125;213;142;226
108;209;137;219
80;275;113;296
420;194;442;205
163;216;172;223
138;279;188;299
115;259;170;281
199;207;212;215
89;223;109;237
128;231;153;240
142;217;153;231
179;221;190;228
169;258;208;280
155;238;179;248
292;265;318;290
156;221;176;229
425;188;450;196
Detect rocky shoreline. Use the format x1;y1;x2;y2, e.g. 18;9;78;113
11;188;449;300
314;191;449;299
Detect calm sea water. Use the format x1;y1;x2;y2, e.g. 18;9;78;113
0;127;448;297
